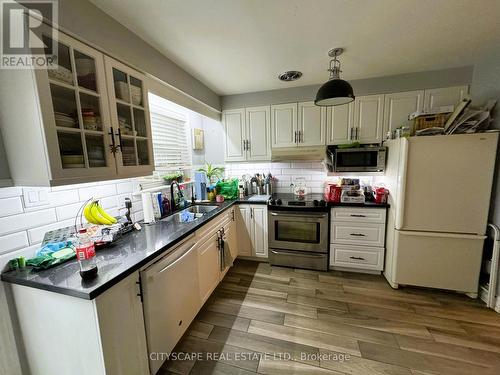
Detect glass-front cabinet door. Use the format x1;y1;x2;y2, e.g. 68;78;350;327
104;56;154;176
35;31;117;183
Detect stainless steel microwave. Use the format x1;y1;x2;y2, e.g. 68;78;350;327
334;146;386;172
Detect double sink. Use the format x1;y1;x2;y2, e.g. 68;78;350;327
162;204;219;224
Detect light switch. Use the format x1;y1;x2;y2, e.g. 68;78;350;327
23;188;50;208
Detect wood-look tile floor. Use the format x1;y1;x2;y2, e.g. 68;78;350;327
159;259;500;375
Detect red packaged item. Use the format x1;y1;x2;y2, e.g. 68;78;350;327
324;184;342;203
374;188;389;204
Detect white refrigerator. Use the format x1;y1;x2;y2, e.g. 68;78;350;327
383;132;498;294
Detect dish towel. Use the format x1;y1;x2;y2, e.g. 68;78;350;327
220;234;234;270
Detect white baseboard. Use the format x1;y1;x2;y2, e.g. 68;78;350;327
495;297;500;313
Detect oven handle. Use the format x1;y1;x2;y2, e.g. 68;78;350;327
270;212;327;219
270;249;326;258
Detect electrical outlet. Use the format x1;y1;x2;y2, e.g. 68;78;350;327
22;187;50;208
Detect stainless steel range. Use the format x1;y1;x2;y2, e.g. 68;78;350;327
267;194;329;271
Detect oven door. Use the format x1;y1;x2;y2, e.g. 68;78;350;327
268;210;328;252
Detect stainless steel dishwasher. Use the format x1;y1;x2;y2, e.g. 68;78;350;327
140;235;199;374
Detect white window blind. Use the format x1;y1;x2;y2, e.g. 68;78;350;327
148;93;191;171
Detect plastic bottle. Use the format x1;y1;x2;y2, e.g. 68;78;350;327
75;228;98;279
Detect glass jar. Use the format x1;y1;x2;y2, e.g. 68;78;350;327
293;177;308;197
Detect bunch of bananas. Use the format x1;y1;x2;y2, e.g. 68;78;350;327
83;200;117;225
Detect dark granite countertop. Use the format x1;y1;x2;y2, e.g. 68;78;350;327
1;195;386;300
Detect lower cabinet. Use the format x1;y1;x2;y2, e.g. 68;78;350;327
10;271;150;375
236;204;268;258
330;207;386;272
197;231;223;304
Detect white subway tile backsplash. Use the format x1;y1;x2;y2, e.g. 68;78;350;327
78;184;117;201
0;232;29;254
116;182;134;194
0;187;22;199
55;202;83;222
0;197;24;217
47;190;80;206
0;209;57;236
0;177;144;262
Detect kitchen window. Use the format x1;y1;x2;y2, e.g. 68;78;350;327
148;93;192;172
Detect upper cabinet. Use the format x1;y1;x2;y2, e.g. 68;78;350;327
246;106;272;161
383;90;424;135
104;57;154;176
423;85;469;110
270;102;326;148
0;29;155;186
327;95;384;145
271;103;297;148
353;94;384;144
223;106;271;162
297;101;326;147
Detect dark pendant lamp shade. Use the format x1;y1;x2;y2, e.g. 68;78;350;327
315;47;355;106
315;78;355;106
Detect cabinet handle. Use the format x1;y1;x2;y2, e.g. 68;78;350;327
246;140;250;151
355;127;359;140
115;128;123;150
250;208;253;219
109;126;118;154
350;233;366;237
231;210;235;221
350;128;353;140
294;131;297;143
242;140;246;151
349;256;366;261
350;214;366;217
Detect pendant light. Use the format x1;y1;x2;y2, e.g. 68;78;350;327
315;48;355;106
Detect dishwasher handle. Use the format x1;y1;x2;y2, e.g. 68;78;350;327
158;242;197;274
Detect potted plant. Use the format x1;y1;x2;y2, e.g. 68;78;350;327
162;171;184;184
197;162;225;184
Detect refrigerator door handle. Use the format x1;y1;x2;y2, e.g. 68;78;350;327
395;138;409;230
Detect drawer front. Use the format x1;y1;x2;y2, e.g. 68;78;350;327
330;245;384;270
331;222;385;247
331;207;386;223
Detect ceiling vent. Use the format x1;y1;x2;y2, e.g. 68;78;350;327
278;70;302;81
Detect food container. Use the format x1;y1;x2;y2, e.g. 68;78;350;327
374;188;389;204
324;184;341;203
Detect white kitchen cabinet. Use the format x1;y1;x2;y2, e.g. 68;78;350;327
220;218;237;279
0;27;155;186
237;204;268;258
353;94;384;144
104;56;154;176
297;101;326;146
325;95;384;145
423;85;468;110
10;272;149;375
223;109;247;162
223;106;271;162
330;207;386;272
271;103;298;148
326;102;354;145
383;90;424;135
197;231;221;303
246;106;272;160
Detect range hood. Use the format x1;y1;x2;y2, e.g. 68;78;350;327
271;146;326;161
